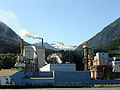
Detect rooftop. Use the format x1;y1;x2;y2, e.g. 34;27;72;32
0;69;19;77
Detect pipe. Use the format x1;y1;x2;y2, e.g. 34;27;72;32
20;38;24;56
42;38;43;46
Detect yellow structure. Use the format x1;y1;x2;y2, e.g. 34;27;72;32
82;41;89;71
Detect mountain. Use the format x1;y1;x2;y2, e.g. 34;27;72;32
0;21;76;53
51;41;77;51
0;21;28;53
34;41;77;51
76;18;120;51
34;42;59;51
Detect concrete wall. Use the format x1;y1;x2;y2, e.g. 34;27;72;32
40;64;76;71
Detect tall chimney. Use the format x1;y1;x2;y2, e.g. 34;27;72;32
42;38;43;46
20;39;24;56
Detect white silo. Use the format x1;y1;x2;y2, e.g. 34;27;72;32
36;46;46;68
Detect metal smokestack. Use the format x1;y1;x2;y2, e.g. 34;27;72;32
42;38;43;46
20;38;24;56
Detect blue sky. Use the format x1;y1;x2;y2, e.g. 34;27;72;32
0;0;120;46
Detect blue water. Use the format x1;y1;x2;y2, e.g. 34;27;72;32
3;87;120;90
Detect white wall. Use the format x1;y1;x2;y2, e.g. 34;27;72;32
36;46;46;68
39;64;50;71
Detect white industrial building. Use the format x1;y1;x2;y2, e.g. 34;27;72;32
36;46;46;68
23;45;46;68
15;45;47;71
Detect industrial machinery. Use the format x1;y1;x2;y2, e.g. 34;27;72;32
15;38;46;72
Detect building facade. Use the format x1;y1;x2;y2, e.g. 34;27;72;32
90;52;113;80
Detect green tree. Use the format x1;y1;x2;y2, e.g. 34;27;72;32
0;53;16;69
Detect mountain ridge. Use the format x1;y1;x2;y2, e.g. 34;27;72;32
51;41;77;51
0;21;28;53
76;17;120;51
34;42;59;51
34;41;77;51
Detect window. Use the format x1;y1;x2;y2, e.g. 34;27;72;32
5;78;9;84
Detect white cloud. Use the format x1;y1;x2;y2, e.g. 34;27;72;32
0;9;21;34
0;9;42;40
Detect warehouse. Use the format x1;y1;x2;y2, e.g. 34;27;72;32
0;68;91;87
0;64;91;87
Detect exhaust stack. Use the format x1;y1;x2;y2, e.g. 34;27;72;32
42;38;43;46
20;39;24;56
